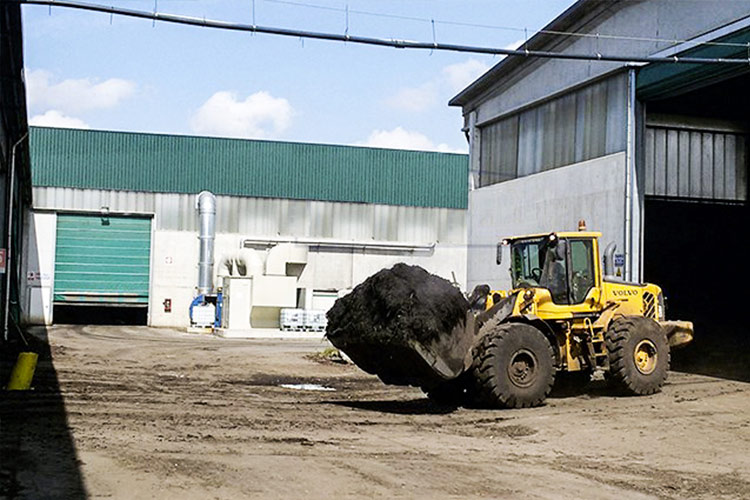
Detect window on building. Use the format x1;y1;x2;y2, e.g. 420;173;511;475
645;125;747;202
478;72;627;188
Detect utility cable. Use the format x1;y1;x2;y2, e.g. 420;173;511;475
22;0;750;64
263;0;750;49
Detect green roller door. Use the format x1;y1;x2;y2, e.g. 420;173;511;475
54;214;152;305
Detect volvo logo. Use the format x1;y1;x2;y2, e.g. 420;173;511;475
612;289;639;297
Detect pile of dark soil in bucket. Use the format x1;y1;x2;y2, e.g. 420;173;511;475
326;264;469;384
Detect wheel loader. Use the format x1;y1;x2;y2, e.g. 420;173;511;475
328;226;694;409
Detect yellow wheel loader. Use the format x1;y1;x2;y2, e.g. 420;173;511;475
327;227;693;409
458;229;693;408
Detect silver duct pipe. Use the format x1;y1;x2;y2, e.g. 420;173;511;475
603;242;617;278
196;191;216;295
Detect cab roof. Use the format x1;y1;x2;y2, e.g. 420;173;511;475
502;231;602;243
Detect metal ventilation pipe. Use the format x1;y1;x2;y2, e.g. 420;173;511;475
603;241;617;278
196;191;216;295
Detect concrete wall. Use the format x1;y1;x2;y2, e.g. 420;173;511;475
467;152;626;292
466;1;750;125
21;211;56;324
24;188;468;328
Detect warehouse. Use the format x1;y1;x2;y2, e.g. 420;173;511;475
21;127;468;330
0;1;31;343
451;0;749;339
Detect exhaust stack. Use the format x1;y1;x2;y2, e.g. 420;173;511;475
603;241;617;278
196;191;216;295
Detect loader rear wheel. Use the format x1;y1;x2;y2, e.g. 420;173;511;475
471;323;555;409
605;316;669;395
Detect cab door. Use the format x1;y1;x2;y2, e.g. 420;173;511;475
566;238;601;312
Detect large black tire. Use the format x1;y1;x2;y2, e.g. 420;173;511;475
605;316;670;395
471;323;556;409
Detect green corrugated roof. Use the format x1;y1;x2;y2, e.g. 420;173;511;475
29;127;468;209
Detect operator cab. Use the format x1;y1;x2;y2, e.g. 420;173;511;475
498;232;600;306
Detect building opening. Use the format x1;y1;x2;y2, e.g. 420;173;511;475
53;305;148;326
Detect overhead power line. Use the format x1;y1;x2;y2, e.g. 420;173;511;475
21;0;750;65
265;0;750;49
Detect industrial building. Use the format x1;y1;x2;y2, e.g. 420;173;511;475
451;0;749;336
22;127;468;330
0;1;31;343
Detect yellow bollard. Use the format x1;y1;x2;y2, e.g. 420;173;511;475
7;352;38;391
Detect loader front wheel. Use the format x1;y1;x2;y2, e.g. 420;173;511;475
471;323;555;409
605;316;669;395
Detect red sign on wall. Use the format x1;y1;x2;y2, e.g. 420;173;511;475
0;248;6;274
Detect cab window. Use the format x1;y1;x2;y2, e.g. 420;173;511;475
511;240;542;286
570;239;595;304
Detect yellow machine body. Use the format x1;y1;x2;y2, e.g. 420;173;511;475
486;231;693;373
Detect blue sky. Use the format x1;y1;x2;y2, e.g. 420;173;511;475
22;0;573;152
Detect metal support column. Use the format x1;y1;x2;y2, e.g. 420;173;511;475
624;68;642;282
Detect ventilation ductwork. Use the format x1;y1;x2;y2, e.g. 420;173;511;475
196;191;216;295
214;249;264;283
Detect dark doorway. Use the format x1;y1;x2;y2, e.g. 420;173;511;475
644;198;749;381
53;305;148;325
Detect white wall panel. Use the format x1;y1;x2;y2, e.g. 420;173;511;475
467;153;627;292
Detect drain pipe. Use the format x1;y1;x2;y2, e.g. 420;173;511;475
624;67;637;282
4;132;28;342
196;191;216;296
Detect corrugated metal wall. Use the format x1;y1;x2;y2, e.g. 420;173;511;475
32;187;467;244
478;73;627;187
30;127;469;209
645;126;747;201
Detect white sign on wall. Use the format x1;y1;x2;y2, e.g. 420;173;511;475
27;271;52;286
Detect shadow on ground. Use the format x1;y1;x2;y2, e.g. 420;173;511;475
0;328;86;499
330;398;458;415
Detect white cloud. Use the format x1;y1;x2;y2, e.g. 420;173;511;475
435;143;468;154
442;40;523;93
29;110;90;129
504;39;525;51
190;90;293;139
26;69;136;114
385;49;522;112
442;59;491;93
360;127;466;153
385;82;438;112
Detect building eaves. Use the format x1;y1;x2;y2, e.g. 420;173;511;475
448;0;617;108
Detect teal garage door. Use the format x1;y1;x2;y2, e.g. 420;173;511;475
54;214;152;305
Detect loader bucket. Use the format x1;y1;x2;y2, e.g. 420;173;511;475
326;264;474;388
330;313;476;387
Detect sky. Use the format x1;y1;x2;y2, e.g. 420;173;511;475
22;0;574;153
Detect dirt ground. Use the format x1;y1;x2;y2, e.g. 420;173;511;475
2;325;750;499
